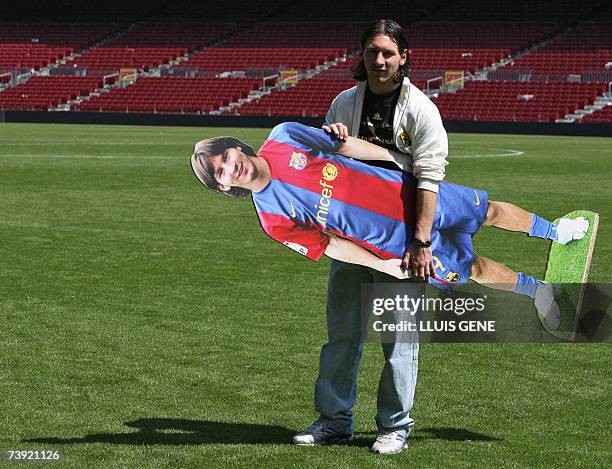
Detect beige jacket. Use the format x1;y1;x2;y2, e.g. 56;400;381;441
325;77;448;192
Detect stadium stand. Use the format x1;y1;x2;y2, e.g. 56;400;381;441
229;76;356;117
177;47;346;73
0;22;119;50
508;22;612;77
221;18;575;118
0;0;610;123
66;47;187;73
272;0;448;23
0;44;72;70
228;59;428;117
408;22;557;75
58;22;238;75
426;0;604;22
108;22;237;51
581;105;612;123
175;22;359;75
0;22;119;71
78;77;260;114
410;22;555;49
0;75;105;111
431;81;607;122
0;0;168;21
211;22;364;49
154;0;290;26
223;20;557;117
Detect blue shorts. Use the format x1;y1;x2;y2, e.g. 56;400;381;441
429;181;489;292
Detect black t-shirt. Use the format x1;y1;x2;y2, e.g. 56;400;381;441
357;85;402;171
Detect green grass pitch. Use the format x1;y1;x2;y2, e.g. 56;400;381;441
0;123;610;467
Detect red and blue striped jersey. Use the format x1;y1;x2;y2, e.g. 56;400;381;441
252;122;417;262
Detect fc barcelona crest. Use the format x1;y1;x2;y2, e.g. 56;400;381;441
289;151;307;170
444;271;461;283
399;131;411;146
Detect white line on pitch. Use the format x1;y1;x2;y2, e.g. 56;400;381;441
451;149;525;158
0;154;179;159
0;149;526;160
1;142;184;146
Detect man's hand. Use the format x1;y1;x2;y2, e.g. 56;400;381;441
323;123;349;142
378;258;410;280
406;189;437;281
402;244;435;282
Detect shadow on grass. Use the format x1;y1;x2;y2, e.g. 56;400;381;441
348;427;502;448
25;418;295;445
25;419;501;446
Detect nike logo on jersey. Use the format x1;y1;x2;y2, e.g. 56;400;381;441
432;255;445;273
474;190;481;206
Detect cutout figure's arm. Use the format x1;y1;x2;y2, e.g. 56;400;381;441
324;236;409;280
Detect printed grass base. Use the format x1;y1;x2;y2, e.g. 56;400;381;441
545;210;600;340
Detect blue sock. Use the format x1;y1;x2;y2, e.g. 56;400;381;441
514;272;538;299
529;213;558;241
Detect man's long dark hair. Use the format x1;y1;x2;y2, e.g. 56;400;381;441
353;19;410;83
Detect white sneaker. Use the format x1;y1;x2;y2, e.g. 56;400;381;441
556;217;589;244
370;429;408;454
292;421;353;446
534;282;560;330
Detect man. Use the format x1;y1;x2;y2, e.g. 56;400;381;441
190;123;589;451
298;19;448;453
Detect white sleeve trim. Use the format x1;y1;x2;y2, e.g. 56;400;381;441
417;178;440;193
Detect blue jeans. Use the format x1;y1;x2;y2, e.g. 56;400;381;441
314;260;419;434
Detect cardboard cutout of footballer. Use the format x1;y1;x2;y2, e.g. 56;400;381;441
190;122;591;334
